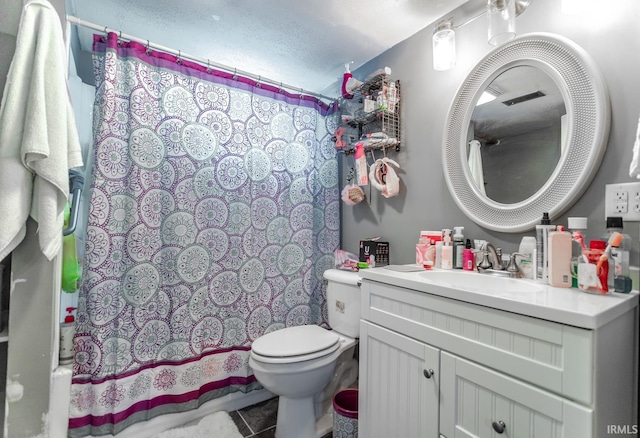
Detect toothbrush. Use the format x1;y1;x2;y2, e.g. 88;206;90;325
572;231;588;262
596;231;623;272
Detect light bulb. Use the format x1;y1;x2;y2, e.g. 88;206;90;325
432;22;456;71
487;0;516;46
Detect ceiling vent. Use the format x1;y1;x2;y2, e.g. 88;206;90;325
501;91;545;106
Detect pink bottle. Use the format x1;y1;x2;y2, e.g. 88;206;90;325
462;248;476;271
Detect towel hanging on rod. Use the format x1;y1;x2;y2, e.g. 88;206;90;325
0;0;84;261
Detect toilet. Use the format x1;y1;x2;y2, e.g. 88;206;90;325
249;269;361;438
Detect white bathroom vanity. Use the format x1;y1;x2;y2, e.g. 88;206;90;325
358;266;639;438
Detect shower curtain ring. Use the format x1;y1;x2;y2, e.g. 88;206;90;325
206;59;212;74
279;82;284;94
145;40;151;55
177;50;182;65
233;68;238;81
256;75;261;87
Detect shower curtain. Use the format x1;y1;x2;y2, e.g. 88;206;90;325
68;32;339;437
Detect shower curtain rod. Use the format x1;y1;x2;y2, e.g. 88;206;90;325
65;15;337;103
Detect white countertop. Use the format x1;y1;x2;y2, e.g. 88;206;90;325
359;265;639;329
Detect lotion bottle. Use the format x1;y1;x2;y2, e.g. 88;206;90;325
435;241;443;269
548;230;572;288
518;236;536;279
441;229;453;270
535;212;555;283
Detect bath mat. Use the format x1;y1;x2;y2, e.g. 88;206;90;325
153;411;242;438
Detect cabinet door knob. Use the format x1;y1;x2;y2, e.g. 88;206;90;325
423;369;434;379
492;420;506;434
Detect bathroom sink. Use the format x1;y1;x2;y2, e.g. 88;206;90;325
418;270;543;294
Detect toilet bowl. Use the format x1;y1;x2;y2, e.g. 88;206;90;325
249;269;361;438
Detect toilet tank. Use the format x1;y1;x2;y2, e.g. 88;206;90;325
323;269;361;338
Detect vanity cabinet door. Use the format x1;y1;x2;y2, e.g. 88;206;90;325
359;321;440;438
439;352;593;438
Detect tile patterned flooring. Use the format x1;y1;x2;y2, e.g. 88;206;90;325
230;397;332;438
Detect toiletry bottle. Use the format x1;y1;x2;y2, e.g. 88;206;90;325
462;239;475;271
376;90;388;111
365;66;392;82
452;226;465;269
416;231;429;265
441;229;453;270
535;212;555;283
518;236;536;279
363;95;376;113
603;217;632;293
435;241;443;269
421;231;441;266
548;229;572;288
59;307;77;365
387;81;398;113
567;217;588;288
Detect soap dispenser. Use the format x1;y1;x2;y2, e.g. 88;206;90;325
60;307;77;365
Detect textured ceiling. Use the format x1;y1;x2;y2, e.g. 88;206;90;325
66;0;469;97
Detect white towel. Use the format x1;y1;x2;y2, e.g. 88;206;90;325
468;140;486;195
629;115;640;179
0;0;83;261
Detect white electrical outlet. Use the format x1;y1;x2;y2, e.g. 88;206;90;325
605;182;640;221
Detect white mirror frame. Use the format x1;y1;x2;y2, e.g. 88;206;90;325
443;33;610;232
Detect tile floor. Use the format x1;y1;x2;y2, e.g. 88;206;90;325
229;397;332;438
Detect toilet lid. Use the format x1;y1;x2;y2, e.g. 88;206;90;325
251;325;340;358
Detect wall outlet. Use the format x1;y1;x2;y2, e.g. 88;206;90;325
605;182;640;221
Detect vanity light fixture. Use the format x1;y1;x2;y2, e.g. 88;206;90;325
487;0;516;46
431;0;531;71
432;20;456;71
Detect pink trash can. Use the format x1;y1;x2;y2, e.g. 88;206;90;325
333;388;358;438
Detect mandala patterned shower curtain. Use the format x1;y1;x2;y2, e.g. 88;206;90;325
68;32;339;437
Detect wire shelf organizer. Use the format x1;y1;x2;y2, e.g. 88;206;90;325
338;75;401;155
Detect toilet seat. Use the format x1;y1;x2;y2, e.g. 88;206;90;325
251;325;340;364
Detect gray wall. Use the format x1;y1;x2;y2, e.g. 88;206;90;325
0;0;20;94
0;33;17;104
341;0;640;271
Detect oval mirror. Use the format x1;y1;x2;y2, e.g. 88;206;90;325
444;33;610;232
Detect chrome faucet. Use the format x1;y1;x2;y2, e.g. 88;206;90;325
477;242;524;278
477;242;504;271
505;253;524;278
